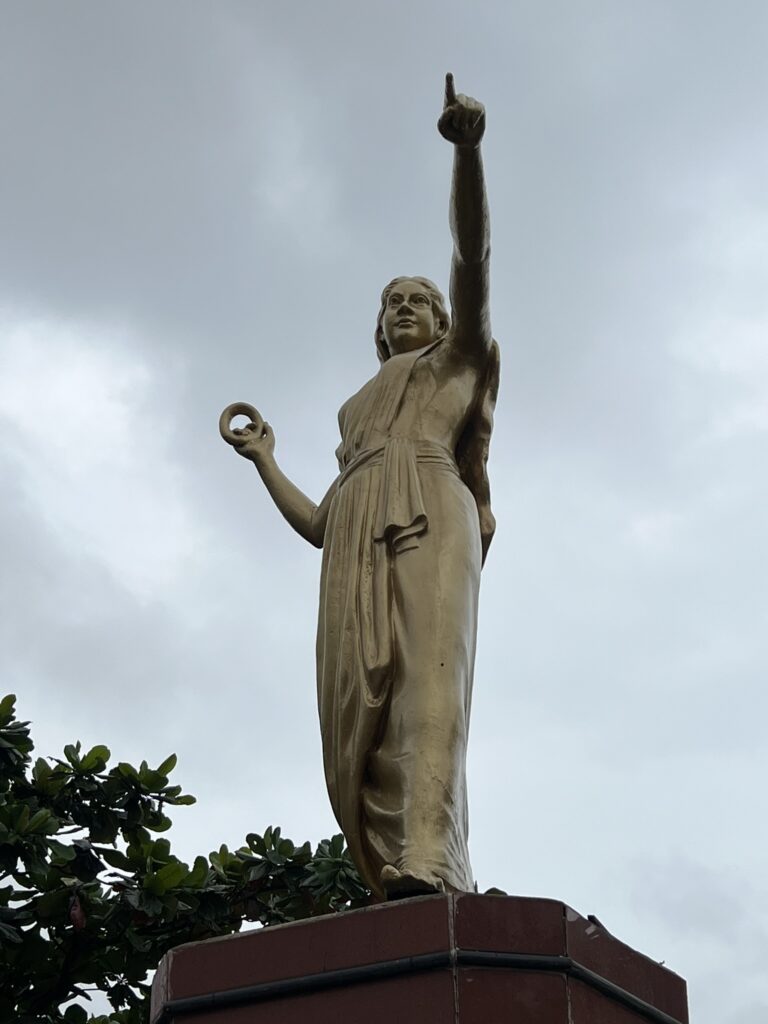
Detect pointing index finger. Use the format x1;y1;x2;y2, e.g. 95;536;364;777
444;72;456;108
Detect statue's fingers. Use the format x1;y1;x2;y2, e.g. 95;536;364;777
457;106;473;131
444;72;457;108
440;106;462;131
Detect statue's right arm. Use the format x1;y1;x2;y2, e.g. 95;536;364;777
231;422;336;548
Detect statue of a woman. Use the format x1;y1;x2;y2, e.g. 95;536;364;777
223;74;499;899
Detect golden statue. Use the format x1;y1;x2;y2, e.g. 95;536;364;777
220;74;498;899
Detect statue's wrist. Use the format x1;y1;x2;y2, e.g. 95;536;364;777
253;452;276;475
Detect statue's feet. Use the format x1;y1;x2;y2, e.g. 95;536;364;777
380;864;445;900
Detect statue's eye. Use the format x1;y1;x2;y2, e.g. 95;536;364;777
388;295;402;306
413;295;428;305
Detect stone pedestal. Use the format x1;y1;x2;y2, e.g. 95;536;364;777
150;894;687;1024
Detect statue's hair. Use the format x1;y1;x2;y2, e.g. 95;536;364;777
375;276;450;362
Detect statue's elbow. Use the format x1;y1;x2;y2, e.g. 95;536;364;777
309;523;326;549
454;241;490;267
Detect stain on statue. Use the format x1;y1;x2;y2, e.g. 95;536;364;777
221;74;499;900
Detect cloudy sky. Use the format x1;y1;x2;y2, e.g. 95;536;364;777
1;2;766;1020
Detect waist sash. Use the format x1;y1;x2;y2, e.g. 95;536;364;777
338;438;457;553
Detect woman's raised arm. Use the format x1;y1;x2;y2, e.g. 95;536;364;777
438;73;492;360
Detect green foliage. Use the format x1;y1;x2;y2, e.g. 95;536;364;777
0;695;370;1024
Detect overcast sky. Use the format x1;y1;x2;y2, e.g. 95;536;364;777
1;2;766;1021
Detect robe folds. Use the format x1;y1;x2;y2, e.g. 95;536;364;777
316;338;495;897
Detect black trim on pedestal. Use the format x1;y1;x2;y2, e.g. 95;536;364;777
155;948;684;1024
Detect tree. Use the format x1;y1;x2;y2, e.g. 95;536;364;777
0;694;369;1023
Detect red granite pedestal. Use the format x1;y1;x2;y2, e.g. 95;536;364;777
150;894;688;1024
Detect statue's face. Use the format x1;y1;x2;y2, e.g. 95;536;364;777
381;280;438;355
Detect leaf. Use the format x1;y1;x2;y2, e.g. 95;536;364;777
63;1005;88;1023
35;888;69;917
98;847;133;871
88;809;120;844
153;838;171;862
245;861;269;884
48;839;77;863
124;889;142;910
142;893;163;916
146;812;172;833
157;753;177;776
80;744;111;772
26;809;54;834
278;838;296;857
184;856;209;889
0;694;15;723
134;764;168;791
142;872;163;897
125;929;152;952
154;860;188;893
0;921;22;944
32;757;52;782
64;742;82;768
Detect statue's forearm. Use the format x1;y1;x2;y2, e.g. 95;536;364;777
450;145;489;265
254;457;327;548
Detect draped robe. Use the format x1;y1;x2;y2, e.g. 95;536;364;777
316;337;497;897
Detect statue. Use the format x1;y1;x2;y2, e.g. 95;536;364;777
220;74;499;900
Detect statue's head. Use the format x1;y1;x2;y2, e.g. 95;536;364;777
375;276;450;361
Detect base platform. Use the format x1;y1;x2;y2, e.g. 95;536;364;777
150;893;688;1024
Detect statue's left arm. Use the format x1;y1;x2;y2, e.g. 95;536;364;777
439;73;492;361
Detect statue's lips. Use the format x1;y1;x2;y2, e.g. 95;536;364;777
396;319;416;327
